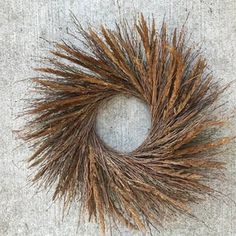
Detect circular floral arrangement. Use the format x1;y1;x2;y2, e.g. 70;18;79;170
23;14;231;234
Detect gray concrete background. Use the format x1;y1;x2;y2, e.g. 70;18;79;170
1;0;236;235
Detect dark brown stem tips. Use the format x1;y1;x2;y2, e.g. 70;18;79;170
23;14;232;234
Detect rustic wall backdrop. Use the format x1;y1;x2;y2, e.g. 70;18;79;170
0;0;236;235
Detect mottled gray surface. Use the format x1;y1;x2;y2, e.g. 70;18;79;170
0;0;236;235
96;95;151;153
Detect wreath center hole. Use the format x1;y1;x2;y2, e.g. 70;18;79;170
96;95;151;153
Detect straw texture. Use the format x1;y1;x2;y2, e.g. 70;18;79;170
22;14;231;234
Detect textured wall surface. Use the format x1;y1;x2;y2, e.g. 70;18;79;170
0;0;236;235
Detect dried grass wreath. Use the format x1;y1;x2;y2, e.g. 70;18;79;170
22;14;232;234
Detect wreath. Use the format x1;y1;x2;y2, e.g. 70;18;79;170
22;14;231;234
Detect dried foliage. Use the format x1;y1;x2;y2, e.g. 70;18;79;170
22;14;232;234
